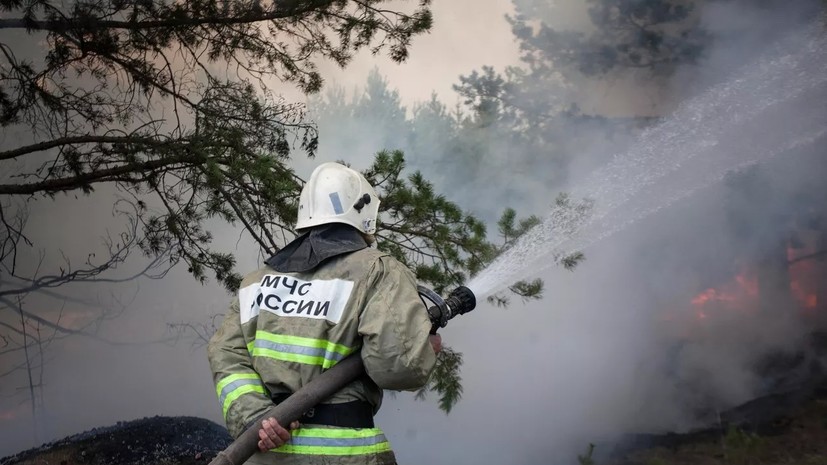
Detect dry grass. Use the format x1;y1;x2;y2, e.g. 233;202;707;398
10;447;74;465
610;397;827;465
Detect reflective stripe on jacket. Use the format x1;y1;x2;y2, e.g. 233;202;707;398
273;427;390;455
207;246;436;464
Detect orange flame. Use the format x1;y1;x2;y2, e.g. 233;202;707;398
688;244;822;319
789;246;820;310
690;271;759;318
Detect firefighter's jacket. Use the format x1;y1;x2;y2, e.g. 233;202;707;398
207;225;436;465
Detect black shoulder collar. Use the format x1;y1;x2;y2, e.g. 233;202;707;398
264;223;369;273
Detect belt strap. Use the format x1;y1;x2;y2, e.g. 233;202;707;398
272;394;375;428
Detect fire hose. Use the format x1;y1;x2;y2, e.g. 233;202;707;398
208;285;477;465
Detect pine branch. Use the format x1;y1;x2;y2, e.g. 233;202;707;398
0;1;337;31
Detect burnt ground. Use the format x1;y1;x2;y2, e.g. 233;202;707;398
606;379;827;462
603;333;827;465
605;387;827;465
0;417;232;465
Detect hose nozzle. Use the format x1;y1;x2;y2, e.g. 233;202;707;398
445;286;476;318
418;285;477;334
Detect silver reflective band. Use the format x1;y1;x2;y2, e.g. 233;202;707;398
289;434;389;447
251;339;347;362
218;378;262;407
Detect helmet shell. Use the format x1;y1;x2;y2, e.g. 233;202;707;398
296;162;380;234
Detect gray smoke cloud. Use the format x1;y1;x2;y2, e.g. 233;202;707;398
2;1;826;465
304;1;827;463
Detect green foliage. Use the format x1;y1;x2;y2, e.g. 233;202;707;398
560;251;586;271
0;0;434;292
509;278;544;302
414;347;464;414
555;191;595;214
454;66;518;127
441;1;707;206
363;150;591;305
1;0;432;94
577;443;596;465
486;193;591;306
509;0;709;78
498;207;541;248
723;425;766;464
309;69;412;167
365;150;499;294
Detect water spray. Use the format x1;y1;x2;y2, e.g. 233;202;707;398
467;23;827;299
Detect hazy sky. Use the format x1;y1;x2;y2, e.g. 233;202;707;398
2;1;827;464
316;0;523;106
306;0;695;119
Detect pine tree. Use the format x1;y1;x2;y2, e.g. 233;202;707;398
509;0;708;79
0;0;433;292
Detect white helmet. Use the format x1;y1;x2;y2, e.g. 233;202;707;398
296;162;380;234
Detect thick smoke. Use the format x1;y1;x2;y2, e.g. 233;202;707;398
306;1;827;464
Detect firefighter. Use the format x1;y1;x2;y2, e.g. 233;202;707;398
208;162;441;465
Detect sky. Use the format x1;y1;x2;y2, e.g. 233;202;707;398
315;0;524;107
2;1;827;464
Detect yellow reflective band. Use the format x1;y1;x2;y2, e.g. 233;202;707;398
215;373;267;419
255;331;351;356
248;347;332;368
247;331;355;369
215;373;262;398
222;384;266;419
270;428;390;456
274;443;391;456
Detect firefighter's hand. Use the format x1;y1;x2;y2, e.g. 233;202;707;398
258;417;300;451
429;334;442;354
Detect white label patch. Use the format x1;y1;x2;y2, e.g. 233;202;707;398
239;275;353;325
